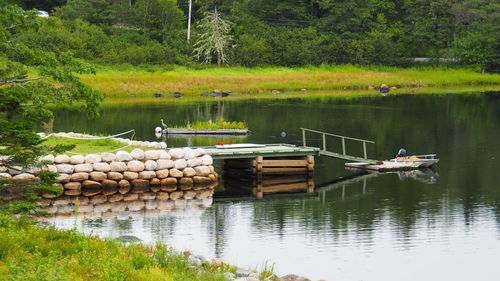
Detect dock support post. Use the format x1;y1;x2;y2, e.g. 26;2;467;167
255;156;263;182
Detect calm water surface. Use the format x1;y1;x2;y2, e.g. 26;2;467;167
47;93;500;280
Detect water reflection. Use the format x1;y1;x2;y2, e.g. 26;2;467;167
48;94;500;280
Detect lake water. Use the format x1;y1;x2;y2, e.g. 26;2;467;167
47;92;500;280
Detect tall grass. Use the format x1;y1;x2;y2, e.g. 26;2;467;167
0;214;268;281
81;64;500;98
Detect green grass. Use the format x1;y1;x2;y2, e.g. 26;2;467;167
0;213;270;281
174;118;247;130
81;64;500;98
42;136;142;154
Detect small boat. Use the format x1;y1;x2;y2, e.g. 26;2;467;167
345;154;439;171
389;154;439;168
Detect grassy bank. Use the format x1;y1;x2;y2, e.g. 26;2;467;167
0;214;273;280
42;136;142;154
81;65;500;98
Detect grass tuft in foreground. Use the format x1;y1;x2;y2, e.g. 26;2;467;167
0;214;276;280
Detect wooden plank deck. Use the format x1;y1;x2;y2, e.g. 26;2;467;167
203;144;320;160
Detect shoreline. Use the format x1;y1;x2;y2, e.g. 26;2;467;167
80;65;500;99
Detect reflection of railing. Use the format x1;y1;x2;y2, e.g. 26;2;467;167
300;128;378;163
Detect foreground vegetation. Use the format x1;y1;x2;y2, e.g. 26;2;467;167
83;65;500;97
0;214;268;281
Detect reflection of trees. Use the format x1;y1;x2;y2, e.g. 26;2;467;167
143;216;178;243
201;202;234;258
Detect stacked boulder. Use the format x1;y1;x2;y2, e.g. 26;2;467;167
0;147;218;215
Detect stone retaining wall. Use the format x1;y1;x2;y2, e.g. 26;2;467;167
0;147;218;213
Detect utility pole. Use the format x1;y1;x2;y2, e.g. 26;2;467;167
187;0;192;42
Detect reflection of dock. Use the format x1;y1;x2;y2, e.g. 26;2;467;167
220;174;315;199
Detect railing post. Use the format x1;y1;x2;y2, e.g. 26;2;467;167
342;137;346;155
322;134;326;151
302;129;306;147
363;141;367;159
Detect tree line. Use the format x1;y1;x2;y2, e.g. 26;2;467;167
5;0;500;72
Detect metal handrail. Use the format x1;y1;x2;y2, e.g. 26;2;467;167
300;128;375;143
300;128;375;160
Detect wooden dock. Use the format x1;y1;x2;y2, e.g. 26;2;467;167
204;144;320;160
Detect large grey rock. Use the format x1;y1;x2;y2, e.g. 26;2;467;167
169;168;183;178
193;148;206;157
138;171;156;180
89;172;107;181
155;169;169;179
158;150;171;160
144;150;161;160
110;161;127;172
224;272;236;281
107;172;123;181
157;159;174;170
85;154;101;164
130;148;145;160
279;274;311;281
183;147;195;160
39;154;55;164
174;159;187;170
93;162;111;172
74;163;93;173
56;164;74;174
12;173;36;182
64;182;81;190
201;155;213;165
0;173;12;179
69;155;85;164
234;278;258;281
127;160;145;172
57;173;71;183
194;166;211;177
115;151;132;162
183;167;196;177
46;165;58;173
101;152;116;162
169;148;184;159
187;158;202;167
54;154;70;164
144;160;157;171
123;172;139;180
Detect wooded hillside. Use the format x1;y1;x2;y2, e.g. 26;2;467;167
5;0;499;72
